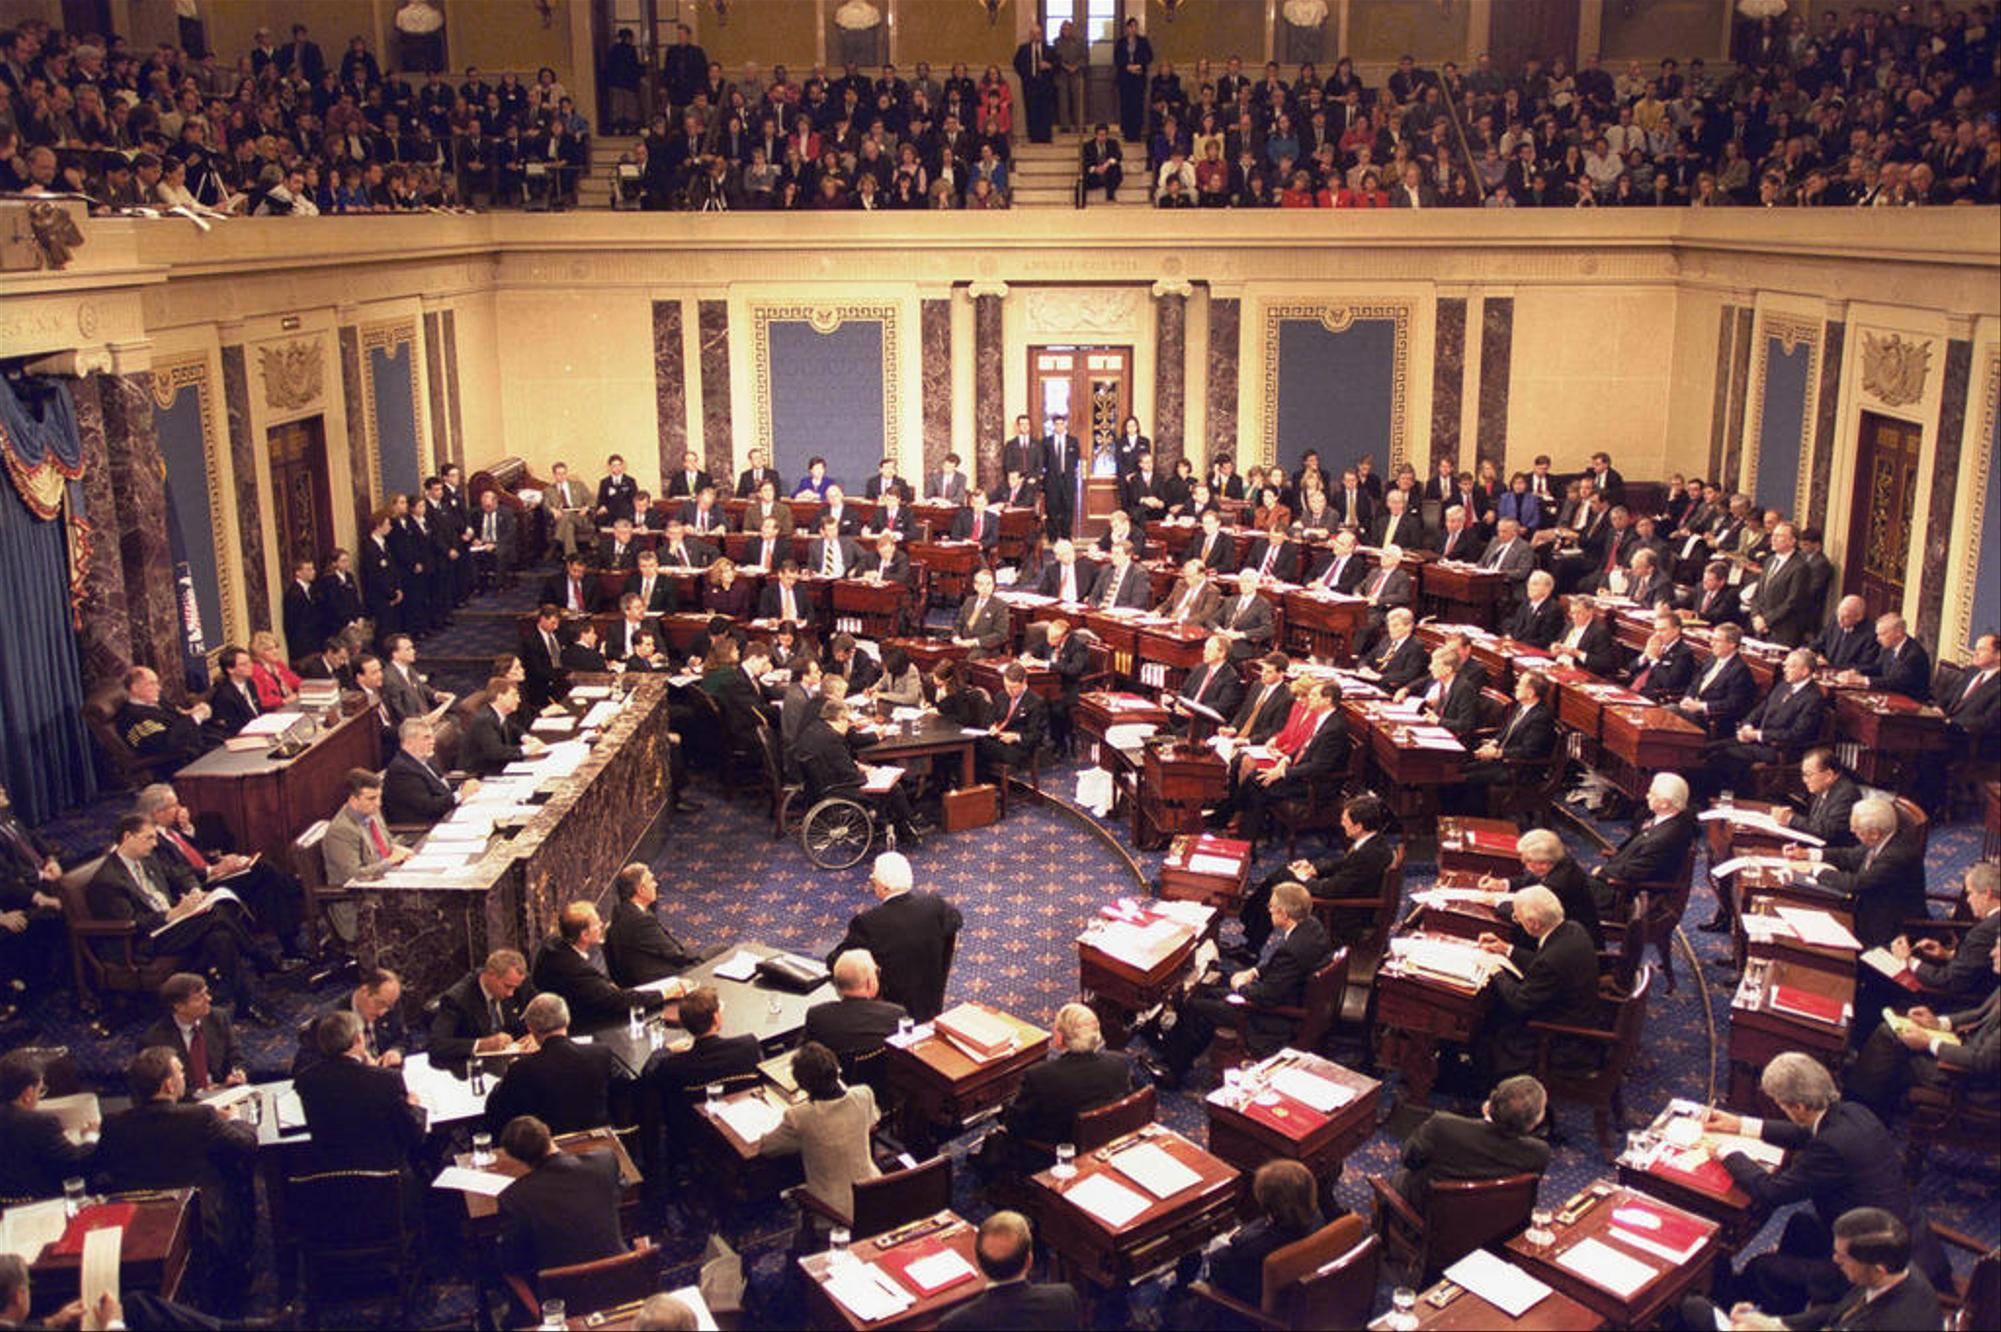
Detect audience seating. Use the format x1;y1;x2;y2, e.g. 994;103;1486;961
1367;1171;1539;1287
1531;963;1653;1152
1189;1215;1381;1332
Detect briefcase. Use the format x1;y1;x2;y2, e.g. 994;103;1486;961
941;783;998;831
754;952;829;992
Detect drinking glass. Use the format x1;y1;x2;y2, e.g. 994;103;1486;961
768;992;784;1019
538;1298;566;1331
1389;1285;1418;1330
896;1016;914;1039
62;1177;86;1219
828;1227;853;1271
1719;789;1735;810
470;1132;494;1167
1527;1206;1556;1247
1053;1143;1078;1180
706;1082;725;1109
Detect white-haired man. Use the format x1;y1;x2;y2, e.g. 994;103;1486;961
1475;886;1598;1080
990;1002;1132;1172
802;948;907;1093
823;853;962;1022
1588;772;1697;912
1782;795;1927;947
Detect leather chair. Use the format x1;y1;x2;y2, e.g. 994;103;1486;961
59;855;186;1012
1531;964;1653;1151
1928;1222;2000;1332
1601;839;1697;993
1367;1170;1540;1286
1316;842;1403;1031
1019;1084;1156;1163
1189;1215;1381;1332
756;720;803;841
82;684;189;791
788;1153;952;1240
507;1240;661;1322
1210;948;1352;1071
1904;1062;2001;1176
289;820;349;960
283;1164;419;1326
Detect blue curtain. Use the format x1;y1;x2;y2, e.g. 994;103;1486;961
0;376;98;824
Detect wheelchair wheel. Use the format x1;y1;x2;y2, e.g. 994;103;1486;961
800;797;875;870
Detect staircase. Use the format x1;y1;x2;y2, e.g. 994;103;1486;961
583;133;638;208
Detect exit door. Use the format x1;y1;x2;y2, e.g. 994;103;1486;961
1842;411;1923;621
1030;344;1132;539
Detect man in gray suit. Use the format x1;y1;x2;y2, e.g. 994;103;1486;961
1478;516;1535;591
952;568;1010;659
470;490;517;591
321;770;412;887
379;635;447;724
1746;522;1817;646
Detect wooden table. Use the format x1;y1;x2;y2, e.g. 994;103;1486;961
1421;561;1509;628
1352;702;1468;821
1373;936;1493;1103
1504;1181;1721;1328
1078;902;1214;1048
1283;588;1370;663
1598;705;1707;801
1831;689;1946;791
665;940;835;1052
1436;817;1522;879
1613;1104;1774;1248
798;1212;988;1330
967;658;1061;704
1027;1125;1241;1290
1726;956;1853;1111
830;578;911;639
1157;833;1252;912
21;1189;193;1316
1203;1051;1381;1211
1078;609;1145;679
885;1004;1048;1146
175;704;381;864
691;1084;805;1208
1368;1275;1605;1330
1138;740;1229;847
1134;621;1212;691
858;713;979;790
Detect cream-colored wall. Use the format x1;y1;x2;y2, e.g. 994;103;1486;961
489;282;658;489
1508;285;1680;480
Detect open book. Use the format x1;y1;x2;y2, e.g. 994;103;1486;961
151;886;245;938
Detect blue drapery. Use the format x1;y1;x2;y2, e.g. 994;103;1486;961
0;375;98;824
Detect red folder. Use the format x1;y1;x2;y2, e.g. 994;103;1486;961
1769;984;1846;1026
1467;829;1520;853
1650;1154;1735;1196
1611;1200;1710;1260
877;1236;978;1296
50;1203;138;1256
1241;1090;1328;1137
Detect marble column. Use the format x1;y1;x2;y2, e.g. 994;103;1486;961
1806;321;1844;532
1152;281;1190;471
70;377;135;696
653;300;688;476
697;300;733;479
1430;296;1468;467
1205;295;1240;464
423;311;450;471
1707;306;1737;485
335;327;371;528
220;345;273;632
442;310;464;465
96;369;185;680
1722;307;1755;490
1917;338;1974;656
1475;296;1513;464
970;283;1006;488
920;298;953;481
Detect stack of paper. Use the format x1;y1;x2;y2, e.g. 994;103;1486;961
1063;1173;1151;1228
1443;1250;1551;1318
1772;907;1860;950
896;1247;978;1295
1696;807;1826;846
237;711;303;737
1110;1142;1203;1199
402;1053;488;1123
41;1092;101;1144
1269;1065;1353;1113
431;1166;513;1197
711;950;762;981
711;1094;784;1144
821;1263;915;1321
1096;917;1189;968
569;685;613;701
0;1198;68;1261
1388;936;1509;987
1555;1235;1659;1298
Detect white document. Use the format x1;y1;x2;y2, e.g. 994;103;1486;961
1772;907;1860;951
1710;854;1801;878
1443;1250;1551;1318
403;1053;488;1124
1860;947;1912;981
959;726;990;737
712;949;762;982
528;716;577;735
79;1225;121;1331
401;851;479;872
1110;1142;1203;1199
1064;1172;1151;1228
431;1166;513;1197
711;1095;784;1144
1186;853;1241;876
569;685;614;700
1270;1066;1353;1114
198;1083;258;1111
900;1247;978;1294
1556;1235;1659;1298
236;710;303;737
822;1262;915;1321
1696;807;1826;846
275;1087;307;1131
41;1091;101;1139
633;975;692;998
1707;1132;1783;1168
0;1198;68;1261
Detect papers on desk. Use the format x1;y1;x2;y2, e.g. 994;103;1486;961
1109;1142;1203;1199
275;1087;308;1131
709;1094;784;1144
1413;887;1509;910
570;685;614;701
1443;1250;1551;1318
0;1198;68;1261
42;1091;100;1142
1709;854;1804;879
431;1166;513;1197
712;949;763;982
1062;1172;1152;1228
403;1052;488;1124
1704;1130;1783;1168
1376;699;1428;721
821;1262;915;1322
890;706;926;722
1269;1065;1353;1114
1185;853;1241;876
79;1225;121;1331
1608;1207;1707;1265
1387;936;1518;987
237;710;304;737
1696;807;1825;846
1103;722;1159;751
898;1246;978;1295
579;702;622;730
1404;725;1465;750
529;715;577;735
1555;1235;1660;1299
197;1082;258;1112
401;851;481;872
633;974;693;999
1772;907;1860;950
1095;917;1189;967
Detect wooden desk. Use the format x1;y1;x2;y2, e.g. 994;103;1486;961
1549;672;1647;752
908;501;959;542
967;658;1061;704
1613;1104;1773;1248
1134;621;1212;691
830;578;911;639
175;704;381;864
1203;1051;1381;1209
1079;610;1145;678
1740;895;1860;980
1418;872;1510;941
858;713;979;790
1075;692;1171;766
1504;1181;1720;1329
22;1189;193;1316
1436;817;1522;879
692;1084;805;1207
1831;689;1946;791
1421;561;1509;628
1373;936;1493;1103
1282;588;1369;663
1157;834;1252;912
907;539;984;605
1368;1275;1604;1330
1726;956;1853;1110
1078;902;1214;1048
1139;740;1229;847
1028;1125;1241;1290
1352;702;1468;821
885;1004;1048;1143
452;1130;642;1232
879;637;966;676
798;1212;988;1331
1598;705;1707;800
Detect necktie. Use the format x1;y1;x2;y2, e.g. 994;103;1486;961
484;512;497;541
186;1023;211;1091
1261;543;1278;575
367;816;391;859
1323;557;1344;589
488;994;503;1032
0;820;37;874
543;630;556;660
1002;690;1022;727
1189;666;1210;700
1633;659;1655;692
1101;571;1119;608
1500;707;1524;746
569;578;582;610
1604;538;1620;573
1369;571;1387;597
132;858;168;912
642;577;654;605
823;542;837;575
1062;566;1076;601
164;828;206;871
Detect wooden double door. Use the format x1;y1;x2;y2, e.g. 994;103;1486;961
1029;345;1133;539
267;417;336;571
1842;411;1924;622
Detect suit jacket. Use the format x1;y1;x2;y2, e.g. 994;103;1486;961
1494;920;1599;1033
741;496;796;536
1003;1049;1133;1145
1793;775;1862;848
381;663;440;723
1243;915;1334;1014
497;1149;628;1273
1435;526;1486;565
461;705;526;775
1240;536;1302;583
1782;1270;1940;1332
1505;598;1564;648
1745;678;1827;752
1431;674;1484;744
1911;911;2001;1010
1306;832;1395;904
85;853;182;946
990;479;1041;510
1723;1100;1910;1236
1357;565;1414;609
759;581;817;625
1685;653;1759;736
803;995;907;1089
486;1034;616;1135
937;1280;1082;1332
359;536;400;615
825;891;964;1022
929;470;970;504
0;1101;96;1200
596;474;638;523
1329;489;1375;529
604;898;698;985
1358;634;1425;693
1491;701;1557;763
1176;660;1245;722
1747;551;1818;645
1040;434;1082;513
806;535;864;577
541;569;607;614
1087;562;1150;610
1479;536;1535;584
1866;637;1932;701
382;748;457;824
282;581;321;657
1372;511;1429;553
664;468;713;499
140;1011;241;1090
561;643;609;672
1815;618;1878;672
1690;582;1743;626
736;466;784;499
205;677;261;741
1508;859;1603;949
1120;470;1171;520
869;503;918;540
1212;592;1276;650
294;1055;426;1170
657;537;719;571
1031;633;1093;700
1190;529;1238;572
319;804;396;887
1936;988;2001;1085
1552;617;1621;677
595;536;641;571
954;596;1009;655
429;969;533;1065
1158;581;1221;625
93;1099;256;1193
680;503;730;541
472;505;518;569
531;937;665;1030
1598;809;1697;885
520;626;566;709
1944;667;2000;747
1036;559;1099;602
623;571;679;616
1818;831;1928;947
651;1032;762;1100
1231;680;1294;744
949;507;1002;548
1397;1109;1551;1208
1629;636;1698;701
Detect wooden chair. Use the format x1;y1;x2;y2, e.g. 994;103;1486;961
1069;1085;1157;1154
1891;795;1931;858
1316;843;1404;1033
288;820;352;961
1367;1171;1540;1286
1531;964;1653;1152
1188;1216;1381;1332
82;684;189;791
1487;734;1575;829
1599;892;1649;991
58;856;187;1013
1903;1062;2001;1176
507;1241;661;1322
788;1153;952;1240
1928;1221;2000;1332
755;721;803;841
1601;839;1696;992
1211;948;1352;1071
283;1165;420;1327
995;746;1043;818
1271;770;1348;860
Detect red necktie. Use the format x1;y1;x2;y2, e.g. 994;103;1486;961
1604;540;1620;573
1370;571;1387;596
569;577;583;610
1002;691;1022;727
164;828;208;872
187;1023;212;1091
1632;661;1654;692
367;817;391;859
1261;544;1278;574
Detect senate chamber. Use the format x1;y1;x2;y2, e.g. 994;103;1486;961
0;1;1997;1329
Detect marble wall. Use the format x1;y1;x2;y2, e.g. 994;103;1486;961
219;345;273;634
424;312;450;472
442;310;465;467
1707;305;1737;484
1807;321;1845;532
1721;307;1756;491
1430;296;1467;466
1206;296;1241;462
70;380;135;697
921;298;953;480
1475;297;1513;463
1153;291;1188;471
972;291;1005;487
97;371;184;678
653;300;689;478
336;328;372;526
698;300;734;481
1919;339;1975;645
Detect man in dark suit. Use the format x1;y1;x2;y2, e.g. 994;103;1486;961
1167;635;1244;734
759;562;817;627
990;469;1041;511
1434;505;1486;564
662;449;710;500
1026;618;1093;753
314;548;365;640
1;787;67;990
1190;511;1238;572
1687;561;1743;626
1454;671;1559;815
1476;886;1600;1080
1370;491;1426;553
541;554;603;616
929;452;971;506
824;634;881;694
1708;648;1828;794
1393;1073;1551;1208
1479;828;1603;949
295;1010;427;1170
1890;864;2000;1012
380;635;444;724
1683;1206;1942;1332
360;515;403;638
1849;932;2000;1117
1035;540;1097;603
520;606;568;713
282;559;321;660
1941;632;2000;764
656;517;717;571
1840;613;1930;700
1356;608;1427;692
995;1003;1131;1170
1589;773;1698;910
1086;543;1151;611
1504;572;1564;647
1001;418;1043;485
1703;1055;1917;1314
679;488;728;540
461;677;544;776
470;490;518;591
648;984;762;1103
485;994;616;1135
594;455;638;524
1813;596;1878;672
1120;453;1171;523
978;664;1048;782
295;639;356;691
1422;646;1486;748
0;1049;96;1203
139;972;243;1095
1745;524;1819;646
1156;559;1221;625
1624;610;1699;702
1239;526;1302;584
88;815;266;1019
603;863;712;985
495;1114;628;1275
1244;795;1396;953
1040;413;1082;538
94;1046;257;1269
203;646;263;744
947;569;1008;659
1354;549;1416;649
1784;795;1927;947
560;626;609;673
429;948;533;1065
624;550;679;617
1781;749;1862;847
806;516;863;579
292;967;410;1076
382;717;469;825
1223;655;1294;744
824;852;962;1023
735;447;782;499
1549;599;1622;676
532;902;669;1032
1153;882;1333;1083
1674;623;1761;737
937;1211;1082;1332
1212;568;1277;661
804;949;908;1094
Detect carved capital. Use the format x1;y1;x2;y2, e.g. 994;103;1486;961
966;281;1010;300
1151;278;1194;300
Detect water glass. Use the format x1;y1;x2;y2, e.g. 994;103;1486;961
1527;1206;1556;1247
470;1132;494;1167
1223;1067;1246;1102
538;1298;566;1330
1053;1143;1078;1180
628;1006;644;1038
1389;1285;1418;1331
1719;789;1735;810
706;1082;725;1109
896;1016;914;1039
469;1063;489;1096
768;992;784;1019
62;1177;86;1219
1626;1130;1652;1162
828;1227;853;1271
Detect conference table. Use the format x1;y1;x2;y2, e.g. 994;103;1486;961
855;712;980;790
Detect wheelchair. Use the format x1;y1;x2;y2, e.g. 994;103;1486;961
798;792;879;870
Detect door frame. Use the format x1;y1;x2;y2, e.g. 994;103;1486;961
1841;409;1924;622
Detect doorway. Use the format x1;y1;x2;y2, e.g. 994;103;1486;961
1040;0;1122;130
267;418;337;569
1030;344;1132;538
1842;410;1924;621
1488;0;1579;77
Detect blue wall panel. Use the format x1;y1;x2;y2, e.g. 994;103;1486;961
769;320;885;492
1972;382;2001;652
1275;318;1395;477
370;342;421;497
1753;337;1810;514
153;393;223;646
